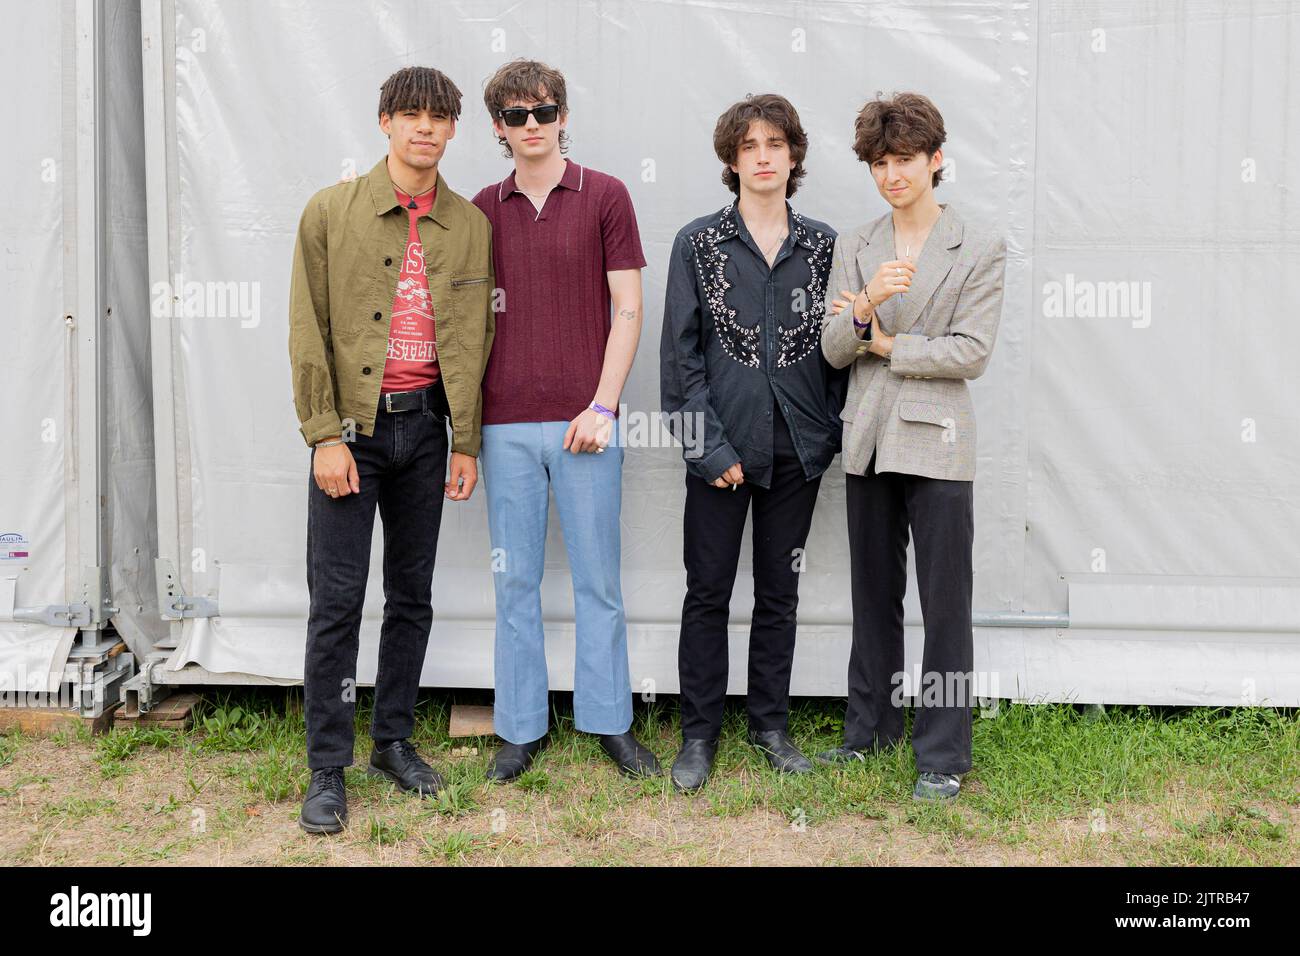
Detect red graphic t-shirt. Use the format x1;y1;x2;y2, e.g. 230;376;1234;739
380;186;440;392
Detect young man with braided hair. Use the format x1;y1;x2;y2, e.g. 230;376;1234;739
288;66;495;833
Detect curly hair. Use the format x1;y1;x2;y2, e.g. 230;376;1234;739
713;93;809;197
851;91;947;188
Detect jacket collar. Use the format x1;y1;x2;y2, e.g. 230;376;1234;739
862;201;964;252
366;155;454;229
497;158;584;202
716;198;819;251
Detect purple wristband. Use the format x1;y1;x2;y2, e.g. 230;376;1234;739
590;402;617;420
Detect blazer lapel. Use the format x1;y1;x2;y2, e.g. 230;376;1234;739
853;213;894;319
893;204;964;334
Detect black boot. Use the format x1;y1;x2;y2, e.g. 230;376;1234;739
367;739;443;796
749;729;813;774
597;731;662;777
670;738;719;793
299;767;348;834
486;735;546;782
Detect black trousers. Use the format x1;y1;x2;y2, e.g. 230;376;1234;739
303;380;450;769
843;450;974;774
678;409;823;740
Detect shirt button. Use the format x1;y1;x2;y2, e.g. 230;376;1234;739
374;312;383;321
362;367;372;375
384;257;392;266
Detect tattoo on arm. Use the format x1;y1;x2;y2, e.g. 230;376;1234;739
618;308;638;322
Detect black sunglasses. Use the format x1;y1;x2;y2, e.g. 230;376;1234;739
497;104;560;127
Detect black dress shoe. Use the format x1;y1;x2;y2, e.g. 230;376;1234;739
367;739;443;796
748;729;814;774
814;745;869;766
670;738;718;793
299;767;348;834
597;731;662;777
486;735;546;782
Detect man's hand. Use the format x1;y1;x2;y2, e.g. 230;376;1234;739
313;439;359;498
831;286;895;356
829;287;856;316
564;407;614;454
712;461;744;489
445;452;478;501
863;258;915;316
866;309;894;358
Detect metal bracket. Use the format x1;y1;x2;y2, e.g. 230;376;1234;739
155;557;218;620
121;652;173;716
13;603;94;627
8;564;116;628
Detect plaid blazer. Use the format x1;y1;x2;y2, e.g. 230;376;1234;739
821;203;1007;481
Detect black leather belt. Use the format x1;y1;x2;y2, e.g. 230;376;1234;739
381;379;448;417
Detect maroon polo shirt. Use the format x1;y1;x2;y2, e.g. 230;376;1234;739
471;159;646;426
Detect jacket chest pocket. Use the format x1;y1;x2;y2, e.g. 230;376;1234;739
448;274;492;351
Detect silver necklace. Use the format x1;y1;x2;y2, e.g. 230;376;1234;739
759;229;788;259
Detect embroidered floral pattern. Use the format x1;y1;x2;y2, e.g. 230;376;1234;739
776;211;833;369
687;202;761;369
686;201;833;372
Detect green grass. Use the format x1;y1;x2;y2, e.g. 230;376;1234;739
4;687;1295;865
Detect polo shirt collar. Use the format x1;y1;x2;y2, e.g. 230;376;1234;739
366;155;452;229
497;158;584;201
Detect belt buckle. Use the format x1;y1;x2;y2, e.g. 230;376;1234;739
385;392;394;413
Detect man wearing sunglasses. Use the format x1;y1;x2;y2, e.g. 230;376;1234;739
470;59;659;781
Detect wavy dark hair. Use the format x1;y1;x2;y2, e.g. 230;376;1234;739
851;91;946;188
713;93;808;198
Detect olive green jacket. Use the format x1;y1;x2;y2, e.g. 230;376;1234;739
288;156;495;454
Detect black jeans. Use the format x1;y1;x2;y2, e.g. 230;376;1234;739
303;379;450;769
678;406;823;740
843;450;975;774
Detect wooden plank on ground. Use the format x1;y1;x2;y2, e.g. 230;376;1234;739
116;691;200;730
0;702;118;736
448;704;494;738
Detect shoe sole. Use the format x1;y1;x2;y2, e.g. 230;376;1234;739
670;767;711;793
366;763;441;796
912;790;960;802
814;752;867;766
484;761;531;783
614;762;662;779
753;747;813;775
298;815;346;834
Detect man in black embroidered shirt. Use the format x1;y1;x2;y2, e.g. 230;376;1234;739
660;94;845;792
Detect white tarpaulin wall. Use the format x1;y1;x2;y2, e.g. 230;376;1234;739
0;0;73;693
0;0;163;694
143;0;1299;705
